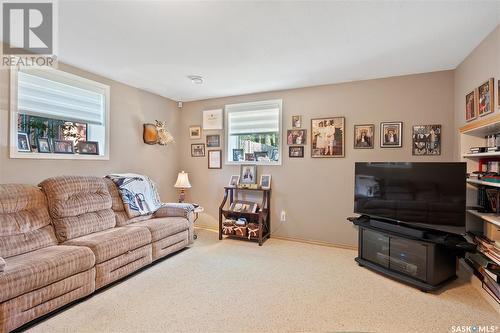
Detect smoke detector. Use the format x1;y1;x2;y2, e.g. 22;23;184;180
188;75;203;84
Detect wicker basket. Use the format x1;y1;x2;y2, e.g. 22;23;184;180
234;226;247;237
247;223;260;239
222;220;235;235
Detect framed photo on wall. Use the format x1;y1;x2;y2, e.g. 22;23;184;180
353;124;374;149
287;129;307;145
380;122;402;148
254;151;269;162
240;164;257;185
478;78;494;117
203;109;223;130
412;125;441;156
208;150;222;169
311;117;345;158
292;115;302;128
191;143;205;157
289;146;304;158
189;126;202;139
465;90;477;122
206;134;220;148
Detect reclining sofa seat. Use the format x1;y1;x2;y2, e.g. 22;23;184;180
39;176;153;289
0;184;95;332
104;178;194;261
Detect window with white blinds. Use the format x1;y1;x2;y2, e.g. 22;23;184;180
17;70;106;125
10;67;110;160
225;99;282;165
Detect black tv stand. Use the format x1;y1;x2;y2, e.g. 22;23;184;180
349;216;464;291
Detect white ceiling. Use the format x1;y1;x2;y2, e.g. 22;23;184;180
57;1;500;102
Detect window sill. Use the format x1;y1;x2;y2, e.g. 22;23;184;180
10;151;109;161
225;161;281;166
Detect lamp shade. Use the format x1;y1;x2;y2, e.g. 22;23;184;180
174;171;192;189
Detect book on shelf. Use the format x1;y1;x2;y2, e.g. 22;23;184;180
229;200;258;213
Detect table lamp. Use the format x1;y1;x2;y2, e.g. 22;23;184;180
174;171;191;203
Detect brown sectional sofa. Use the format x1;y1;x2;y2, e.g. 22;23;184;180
0;176;194;332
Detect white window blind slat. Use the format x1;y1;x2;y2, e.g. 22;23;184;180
228;107;280;135
17;71;105;125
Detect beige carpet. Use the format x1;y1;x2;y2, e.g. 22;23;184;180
25;229;498;333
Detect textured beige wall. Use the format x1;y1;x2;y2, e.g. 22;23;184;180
180;71;456;247
454;25;500;156
0;63;181;201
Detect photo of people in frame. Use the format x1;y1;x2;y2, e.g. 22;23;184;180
240;165;257;184
478;79;494;116
465;90;477;122
287;130;306;145
412;125;441;156
354;124;374;149
311;117;344;157
380;122;402;148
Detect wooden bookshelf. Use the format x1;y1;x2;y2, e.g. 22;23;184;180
218;186;271;246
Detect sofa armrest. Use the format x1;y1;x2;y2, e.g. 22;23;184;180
154;203;194;220
0;257;5;272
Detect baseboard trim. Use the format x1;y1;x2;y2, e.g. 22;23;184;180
195;224;357;251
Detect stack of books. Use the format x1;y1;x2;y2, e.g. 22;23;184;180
466;233;500;300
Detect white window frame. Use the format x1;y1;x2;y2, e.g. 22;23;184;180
9;66;110;160
225;99;283;166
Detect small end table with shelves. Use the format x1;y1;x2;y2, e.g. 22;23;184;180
192;205;204;240
218;186;271;246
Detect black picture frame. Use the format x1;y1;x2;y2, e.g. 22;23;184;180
77;141;100;155
232;149;243;161
206;134;220;148
53;140;75;154
36;137;51;153
289;146;304;158
191;143;206;157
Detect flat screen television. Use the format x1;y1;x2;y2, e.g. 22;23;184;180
354;162;466;235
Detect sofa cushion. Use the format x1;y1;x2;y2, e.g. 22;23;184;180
125;217;189;242
64;227;151;264
0;245;95;303
0;257;4;272
0;184;57;258
154;203;194;219
39;176;115;242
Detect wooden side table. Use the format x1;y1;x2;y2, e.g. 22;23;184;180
193;206;204;240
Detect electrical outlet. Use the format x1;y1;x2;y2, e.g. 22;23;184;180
280;210;286;222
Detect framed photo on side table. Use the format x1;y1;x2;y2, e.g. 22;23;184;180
380;122;402;148
240;164;257;185
208;150;222;169
229;175;240;187
354;124;374;149
191;143;205;157
260;175;271;190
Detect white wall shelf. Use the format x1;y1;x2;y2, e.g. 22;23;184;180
463;152;500;158
466;179;500;188
467;209;500;228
